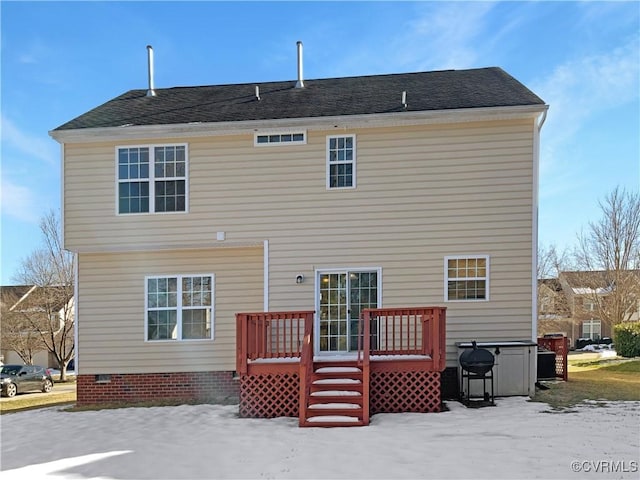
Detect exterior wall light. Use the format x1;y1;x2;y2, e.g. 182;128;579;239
296;274;304;284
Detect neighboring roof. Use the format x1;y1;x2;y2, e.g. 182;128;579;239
538;278;563;293
52;67;546;131
0;285;35;310
559;270;640;294
0;285;72;312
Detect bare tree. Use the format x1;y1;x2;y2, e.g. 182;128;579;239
538;244;570;281
12;210;75;380
573;187;640;326
1;287;47;364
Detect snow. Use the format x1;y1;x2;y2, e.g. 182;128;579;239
577;344;616;353
248;357;300;364
313;378;361;384
315;367;361;373
371;354;431;360
2;397;639;479
308;403;360;409
311;390;361;397
306;415;360;423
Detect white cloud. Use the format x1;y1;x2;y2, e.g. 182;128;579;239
534;35;640;199
400;2;497;70
1;114;57;166
0;178;40;224
534;36;639;147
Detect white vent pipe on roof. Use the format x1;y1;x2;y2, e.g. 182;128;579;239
146;45;156;97
295;41;304;89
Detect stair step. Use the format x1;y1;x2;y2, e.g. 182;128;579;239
315;366;361;374
306;415;362;424
310;390;361;397
308;403;361;410
300;361;369;428
313;378;361;385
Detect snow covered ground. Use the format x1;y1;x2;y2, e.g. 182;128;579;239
1;397;638;479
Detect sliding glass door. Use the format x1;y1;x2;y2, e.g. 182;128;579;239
317;269;379;353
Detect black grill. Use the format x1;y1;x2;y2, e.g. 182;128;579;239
459;340;496;407
459;341;495;375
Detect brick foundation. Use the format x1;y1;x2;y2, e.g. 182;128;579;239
76;371;240;406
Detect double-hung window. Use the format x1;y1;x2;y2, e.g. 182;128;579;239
146;274;214;341
445;256;489;301
327;135;356;189
117;144;187;214
582;319;601;340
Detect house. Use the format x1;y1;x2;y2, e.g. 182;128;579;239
0;285;74;367
539;271;640;347
537;278;575;342
49;44;547;425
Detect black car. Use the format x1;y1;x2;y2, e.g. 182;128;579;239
0;365;54;398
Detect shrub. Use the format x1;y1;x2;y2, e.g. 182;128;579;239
613;322;640;357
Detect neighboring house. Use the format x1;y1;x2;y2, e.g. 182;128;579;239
537;278;576;344
49;45;547;424
0;285;73;367
538;271;640;347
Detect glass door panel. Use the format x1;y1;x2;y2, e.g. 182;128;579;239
349;271;378;351
318;270;378;353
319;273;347;352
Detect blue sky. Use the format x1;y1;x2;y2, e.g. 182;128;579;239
1;1;638;284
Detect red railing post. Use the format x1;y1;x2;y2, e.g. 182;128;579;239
236;314;248;376
299;311;314;427
439;308;447;371
362;310;371;425
422;309;432;357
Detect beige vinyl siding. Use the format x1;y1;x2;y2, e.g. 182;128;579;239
77;247;262;374
66;118;536;368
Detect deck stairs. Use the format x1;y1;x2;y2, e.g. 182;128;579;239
302;360;369;427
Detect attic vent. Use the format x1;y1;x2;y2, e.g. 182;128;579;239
255;131;306;146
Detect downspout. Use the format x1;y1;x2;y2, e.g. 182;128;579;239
74;253;78;375
532;106;549;342
263;240;269;311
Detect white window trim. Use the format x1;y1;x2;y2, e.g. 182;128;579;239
144;273;215;342
115;143;189;216
254;130;307;147
444;255;490;302
326;134;356;190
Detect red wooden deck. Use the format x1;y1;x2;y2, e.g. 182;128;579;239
236;307;446;427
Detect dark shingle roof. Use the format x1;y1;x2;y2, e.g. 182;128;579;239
53;67;545;131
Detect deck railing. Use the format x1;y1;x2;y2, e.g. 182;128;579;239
237;307;447;374
236;311;315;375
360;307;447;370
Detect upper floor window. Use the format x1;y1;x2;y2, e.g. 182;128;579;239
117;145;187;214
445;256;489;301
255;131;306;146
327;135;356;189
583;298;596;312
146;274;214;341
